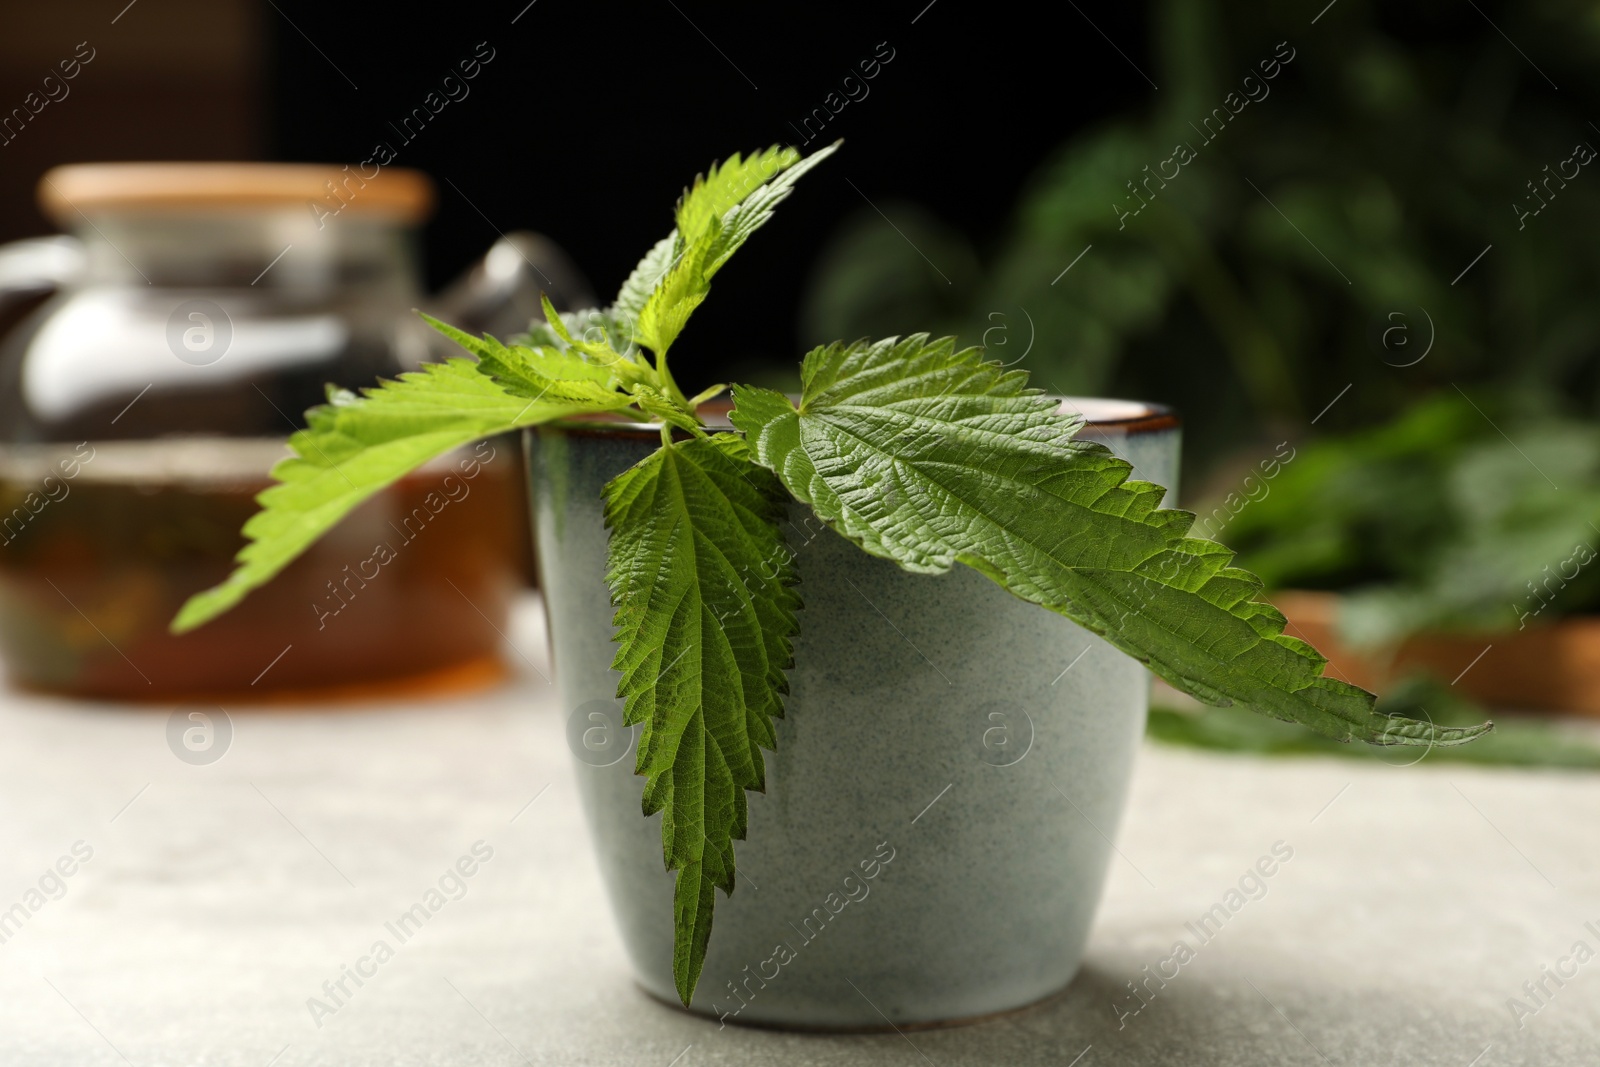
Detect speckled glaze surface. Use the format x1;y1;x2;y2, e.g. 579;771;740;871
527;401;1181;1030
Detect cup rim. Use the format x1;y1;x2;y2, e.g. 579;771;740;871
540;395;1179;439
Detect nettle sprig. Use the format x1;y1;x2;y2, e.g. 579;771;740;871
173;143;1490;1004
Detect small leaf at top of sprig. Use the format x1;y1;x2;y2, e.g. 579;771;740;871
674;146;800;246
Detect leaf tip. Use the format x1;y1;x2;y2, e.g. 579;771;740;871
170;589;222;634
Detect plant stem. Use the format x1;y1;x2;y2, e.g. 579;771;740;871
655;351;690;409
687;383;728;408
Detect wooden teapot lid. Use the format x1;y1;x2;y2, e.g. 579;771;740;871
38;163;435;223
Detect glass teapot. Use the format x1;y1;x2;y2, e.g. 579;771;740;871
0;164;581;700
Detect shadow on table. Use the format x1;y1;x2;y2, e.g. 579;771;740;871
630;959;1519;1066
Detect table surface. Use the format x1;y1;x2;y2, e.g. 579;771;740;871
1;596;1596;1067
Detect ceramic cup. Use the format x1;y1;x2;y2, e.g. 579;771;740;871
529;398;1180;1030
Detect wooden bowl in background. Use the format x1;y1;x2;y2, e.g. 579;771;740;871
1273;590;1600;715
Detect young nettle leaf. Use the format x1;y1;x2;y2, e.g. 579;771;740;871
171;357;630;632
622;141;843;363
531;295;622;365
634;217;722;359
420;312;621;392
630;384;706;437
602;434;800;1005
612;234;678;325
674;146;799;247
731;335;1490;748
706;141;839;276
521;304;645;361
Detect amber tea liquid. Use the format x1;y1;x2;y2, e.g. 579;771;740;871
0;436;523;700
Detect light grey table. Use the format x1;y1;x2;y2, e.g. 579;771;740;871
1;596;1596;1066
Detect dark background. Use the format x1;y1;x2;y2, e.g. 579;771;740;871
0;0;1147;391
265;0;1149;388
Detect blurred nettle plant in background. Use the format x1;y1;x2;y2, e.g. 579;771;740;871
803;0;1600;477
1224;394;1600;645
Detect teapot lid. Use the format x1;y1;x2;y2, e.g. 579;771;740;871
38;163;435;224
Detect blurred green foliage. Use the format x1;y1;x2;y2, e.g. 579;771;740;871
1150;674;1600;769
1223;393;1600;643
801;0;1600;474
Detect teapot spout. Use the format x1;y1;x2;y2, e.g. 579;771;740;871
425;232;593;348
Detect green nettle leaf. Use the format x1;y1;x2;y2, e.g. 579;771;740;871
674;146;799;246
613;234;679;325
519;305;641;362
633;218;722;358
171;357;629;632
618;142;841;356
706;141;840;276
730;335;1491;748
602;434;800;1005
420;312;624;391
630;384;706;436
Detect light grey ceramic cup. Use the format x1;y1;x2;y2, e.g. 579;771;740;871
529;398;1180;1030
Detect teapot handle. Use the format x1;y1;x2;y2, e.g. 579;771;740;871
0;236;84;310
